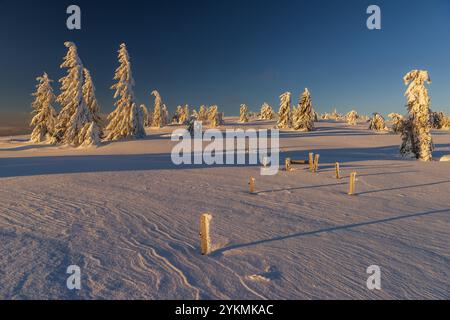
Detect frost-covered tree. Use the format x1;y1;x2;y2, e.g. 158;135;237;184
442;115;450;130
79;121;102;147
174;105;189;124
346;110;358;126
82;69;102;126
400;70;433;161
260;103;274;120
369;113;388;132
388;113;404;134
140;104;150;127
198;105;208;122
173;105;183;124
162;104;170;127
292;88;314;131
106;43;144;140
30;73;57;143
208;105;219;128
277;92;292;129
313;111;319;122
131;103;146;138
239;104;249;123
431;111;445;129
52;42;93;146
218;111;225;125
321;112;330;120
182;105;189;124
150;90;164;128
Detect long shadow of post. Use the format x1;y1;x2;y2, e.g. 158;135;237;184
212;208;449;256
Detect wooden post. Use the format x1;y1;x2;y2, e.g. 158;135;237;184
199;213;212;255
309;153;314;172
249;177;255;193
313;154;320;172
285;158;291;172
348;172;357;195
335;162;340;179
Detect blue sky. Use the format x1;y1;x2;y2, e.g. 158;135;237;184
1;0;449;124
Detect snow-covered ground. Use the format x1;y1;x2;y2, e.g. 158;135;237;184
0;119;448;299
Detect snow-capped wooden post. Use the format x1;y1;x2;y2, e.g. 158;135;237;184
313;154;320;172
335;162;341;179
348;172;357;195
285;158;291;172
249;177;255;193
199;213;212;255
309;153;314;172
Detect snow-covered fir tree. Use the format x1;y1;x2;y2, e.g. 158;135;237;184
292;88;314;131
388;113;404;134
239;104;249;123
369;113;388;132
218;111;225;125
181;105;189;124
260;103;274;120
197;105;208;121
140;104;150;127
79;121;102;147
431;111;445;129
277;92;292;129
174;105;189;124
106;43;145;140
162;104;170;126
30;73;56;143
400;70;433;161
346;110;358;126
52;42;93;146
82;68;103;137
131;103;146;138
173;106;183;124
151;90;164;128
30;72;57;143
208;105;219;128
442;115;450;130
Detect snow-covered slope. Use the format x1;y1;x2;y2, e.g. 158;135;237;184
0;120;448;299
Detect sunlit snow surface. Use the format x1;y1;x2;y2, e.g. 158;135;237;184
0;119;448;299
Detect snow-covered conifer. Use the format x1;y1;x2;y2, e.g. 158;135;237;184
239;104;249;123
79;121;101;147
388;113;404;134
369;113;388;132
151;90;164;128
218;111;225;125
162;104;170;126
197;105;208;121
82;68;102;129
30;73;57;143
400;70;433;161
277;92;291;129
106;43;144;140
173;105;183;124
442;115;450;130
140;104;150;127
260;103;274;120
346;110;358;126
292;88;314;131
175;105;189;124
431;111;445;129
131;103;146;138
208;105;219;128
53;42;93;146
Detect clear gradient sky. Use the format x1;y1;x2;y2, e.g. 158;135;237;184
1;0;450;126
